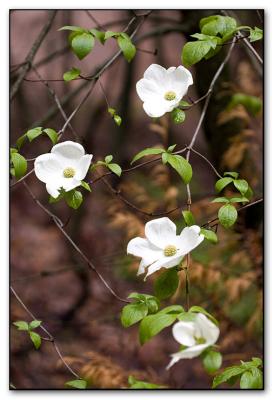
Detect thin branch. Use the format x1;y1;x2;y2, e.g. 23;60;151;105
10;286;80;379
190;148;222;179
10;11;57;101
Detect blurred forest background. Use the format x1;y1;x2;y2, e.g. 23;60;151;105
10;9;263;389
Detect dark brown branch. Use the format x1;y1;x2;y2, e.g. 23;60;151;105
10;286;80;379
10;10;57;100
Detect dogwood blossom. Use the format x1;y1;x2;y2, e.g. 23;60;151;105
127;217;204;279
34;141;93;198
136;64;193;118
167;313;220;369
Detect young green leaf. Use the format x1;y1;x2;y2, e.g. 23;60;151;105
158;305;184;315
71;32;94;60
212;366;244;388
26;127;43;142
166;154;192;184
64;190;83;209
167;144;177;153
240;368;263;389
131;148;165;164
65;379;87;389
230;196;249;203
11;152;27;179
29;331;41;349
13;321;29;331
43;128;58;145
104;155;113;164
188;305;218;326
215;177;234;193
89;28;105;44
104;30;118;40
117;35;136;62
107;163;122;177
218;204;238;228
200;228;218;244
224;171;239;179
202;350;222;374
113;114;122;126
200;15;237;37
16;134;27;150
59;25;85;32
171;108;186;124
211;197;230;203
182;210;196;226
139;313;178;345
233;179;248;195
81;181;91;192
121;303;148;328
153;267;179;300
249;27;263;43
128;376;164;389
29;320;42;330
182;40;212;67
63;67;81;82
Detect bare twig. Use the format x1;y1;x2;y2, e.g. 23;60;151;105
10;10;57;100
10;286;80;379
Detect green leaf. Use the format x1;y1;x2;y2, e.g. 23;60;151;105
81;181;91;192
188;305;218;325
121;303;148;328
64;190;83;209
26;127;43;142
59;25;85;32
159;305;184;315
215;177;234;193
63;67;81;82
182;210;196;226
230;196;249;203
89;28;105;44
13;321;29;331
166;154;192;184
11;152;27;179
108;107;116;116
128;376;164;389
162;152;168;164
179;100;191;107
233;179;248;195
104;30;118;40
218;204;238;228
182;40;212;67
113;114;122;126
212;366;244;388
211;197;230;203
245;185;254;200
200;228;218;244
200;15;237;37
107;163;122;177
29;331;41;349
153;267;179;300
241;357;262;369
29;320;42;330
131;148;165;164
240;368;263;389
177;311;197;322
65;379;87;389
103;155;112;164
190;33;219;48
249;27;263;43
16;134;27;150
171;108;186;124
71;32;94;60
202;350;222;374
139;312;177;345
224;171;239;179
167;144;177;153
227;93;262;116
117;35;136;62
43;128;58;145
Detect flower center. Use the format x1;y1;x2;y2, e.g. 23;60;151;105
63;167;76;178
194;336;206;345
164;245;177;257
164;91;176;101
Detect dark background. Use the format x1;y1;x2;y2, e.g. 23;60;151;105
10;9;263;389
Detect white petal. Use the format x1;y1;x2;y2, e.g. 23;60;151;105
51;141;85;163
137;259;146;276
177;225;204;254
167;343;209;369
145;217;177;249
136;78;161;102
75;154;93;180
168;66;193;98
45;182;61;198
127;237;161;261
172;321;196;346
143;100;168;118
61;177;81;192
195;313;220;345
143;64;168;87
145;254;183;279
34;153;63;183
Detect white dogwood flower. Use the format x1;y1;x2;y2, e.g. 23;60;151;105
136;64;193;118
167;313;220;369
127;217;204;279
34;141;93;198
